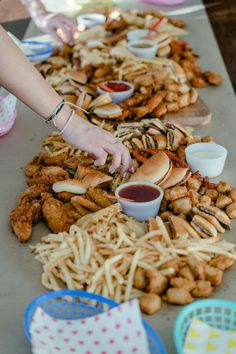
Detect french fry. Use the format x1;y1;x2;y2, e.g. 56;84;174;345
32;204;236;306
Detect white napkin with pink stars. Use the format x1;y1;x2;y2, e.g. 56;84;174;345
30;299;150;354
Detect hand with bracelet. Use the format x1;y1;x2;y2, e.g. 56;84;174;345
0;25;133;176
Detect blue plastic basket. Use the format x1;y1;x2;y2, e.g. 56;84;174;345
22;40;54;63
24;290;166;354
174;299;236;354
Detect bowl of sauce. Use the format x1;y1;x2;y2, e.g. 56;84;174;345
115;181;163;221
97;80;134;104
185;143;228;178
127;40;158;59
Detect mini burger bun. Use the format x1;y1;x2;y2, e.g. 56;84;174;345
130;151;172;185
160;167;191;189
53;179;87;194
89;93;112;110
94;103;122;119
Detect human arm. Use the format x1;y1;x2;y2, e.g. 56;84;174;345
0;26;133;175
20;0;77;45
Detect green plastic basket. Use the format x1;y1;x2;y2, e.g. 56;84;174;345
174;299;236;354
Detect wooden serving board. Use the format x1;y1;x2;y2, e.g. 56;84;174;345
162;96;212;126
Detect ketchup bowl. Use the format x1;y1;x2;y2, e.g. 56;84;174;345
115;181;164;221
97;80;134;104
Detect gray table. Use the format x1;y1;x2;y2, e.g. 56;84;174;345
1;1;236;353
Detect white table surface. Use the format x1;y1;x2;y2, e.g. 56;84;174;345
0;1;236;353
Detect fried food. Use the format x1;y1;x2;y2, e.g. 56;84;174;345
191;280;213;298
55;191;75;202
71;195;101;212
87;188;113;208
145;270;168;295
164;288;193;305
19;184;52;204
169;277;196;292
10;200;42;242
25;155;41;177
139;293;161;315
42;194;76;233
27;166;69;186
75;166;112;189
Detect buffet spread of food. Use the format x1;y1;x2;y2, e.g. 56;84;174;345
10;5;236;315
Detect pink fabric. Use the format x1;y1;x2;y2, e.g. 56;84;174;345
30;299;150;354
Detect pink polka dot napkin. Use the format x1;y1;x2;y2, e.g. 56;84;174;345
30;299;150;354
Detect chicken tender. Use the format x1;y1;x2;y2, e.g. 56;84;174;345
56;191;75;202
226;202;236;219
134;268;147;290
210;255;234;271
139;293;161;315
187;254;205;280
171;197;192;215
145;270;168;295
191;280;213;298
71;195;100;212
10;199;42;242
204;265;223;286
164;288;193;305
42;195;75;233
25;155;41;177
87;188;113;208
19;184;52;204
178;266;195;281
170;277;196;292
10;204;33;242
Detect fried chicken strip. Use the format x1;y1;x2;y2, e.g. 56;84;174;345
10;200;42;242
42;194;75;233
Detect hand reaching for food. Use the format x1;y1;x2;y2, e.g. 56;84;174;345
60;112;134;176
34;13;77;45
20;0;77;45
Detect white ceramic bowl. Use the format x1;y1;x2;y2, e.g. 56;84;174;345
127;40;158;59
76;13;106;29
127;29;149;42
97;81;134;104
185;143;228;178
115;181;164;222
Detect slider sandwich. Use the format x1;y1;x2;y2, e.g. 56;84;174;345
130;151;172;185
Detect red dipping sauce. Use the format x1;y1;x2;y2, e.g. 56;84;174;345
105;82;131;92
119;184;160;203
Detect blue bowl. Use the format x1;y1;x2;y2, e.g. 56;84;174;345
174;299;236;354
22;40;54;63
24;289;167;354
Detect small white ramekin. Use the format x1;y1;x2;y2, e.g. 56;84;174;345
185;143;228;178
76;14;106;28
127;40;158;59
115;181;164;222
97;81;134;104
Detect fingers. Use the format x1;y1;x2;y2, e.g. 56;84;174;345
109;150;122;174
93;148;108;167
104;142;133;176
56;25;74;45
120;148;134;176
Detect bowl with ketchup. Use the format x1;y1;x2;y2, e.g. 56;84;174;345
115;181;164;221
97;80;134;104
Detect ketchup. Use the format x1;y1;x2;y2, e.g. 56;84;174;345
119;184;160;203
105;82;130;92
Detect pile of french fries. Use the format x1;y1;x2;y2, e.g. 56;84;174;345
31;204;236;305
